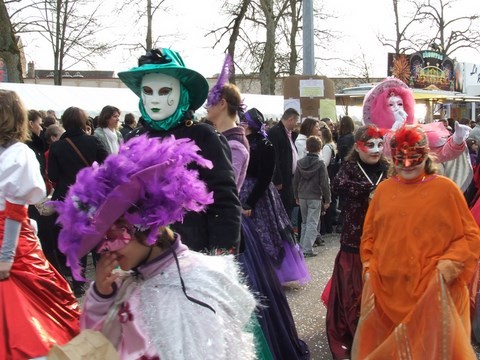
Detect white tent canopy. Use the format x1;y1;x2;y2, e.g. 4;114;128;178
0;82;285;121
0;83;141;118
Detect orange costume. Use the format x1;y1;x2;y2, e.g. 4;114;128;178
354;173;480;359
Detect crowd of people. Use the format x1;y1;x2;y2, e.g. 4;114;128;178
2;47;480;360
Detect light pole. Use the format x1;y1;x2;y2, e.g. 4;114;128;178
303;0;315;75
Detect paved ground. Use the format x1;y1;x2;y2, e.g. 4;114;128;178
284;233;338;360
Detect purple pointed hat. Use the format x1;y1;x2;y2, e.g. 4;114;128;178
206;53;234;107
54;134;213;279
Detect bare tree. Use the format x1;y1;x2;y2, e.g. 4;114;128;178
209;0;337;93
248;0;336;81
208;0;295;94
311;1;340;75
0;0;23;82
275;0;302;75
256;0;282;94
111;0;172;56
412;0;480;57
377;0;423;55
8;0;110;85
378;0;480;59
139;0;169;51
237;0;292;94
206;0;250;84
287;0;300;74
335;47;375;82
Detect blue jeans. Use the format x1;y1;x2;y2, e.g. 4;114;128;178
299;199;322;254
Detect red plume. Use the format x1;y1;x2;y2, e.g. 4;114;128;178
393;126;423;147
366;126;388;139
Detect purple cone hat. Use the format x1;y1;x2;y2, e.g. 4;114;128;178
206;53;233;107
54;135;213;279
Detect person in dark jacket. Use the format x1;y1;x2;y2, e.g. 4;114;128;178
48;106;109;296
336;115;355;162
49;108;109;202
293;136;331;257
118;48;241;253
26;110;47;176
26;110;55;269
120;112;137;138
335;115;356;233
267;108;300;218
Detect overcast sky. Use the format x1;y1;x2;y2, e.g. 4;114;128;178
19;0;479;79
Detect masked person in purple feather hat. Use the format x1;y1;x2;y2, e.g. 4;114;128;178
54;135;257;360
118;48;241;254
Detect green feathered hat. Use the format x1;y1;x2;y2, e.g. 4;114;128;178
118;48;209;111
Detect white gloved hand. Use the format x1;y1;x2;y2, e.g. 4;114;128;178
391;108;407;130
452;121;471;145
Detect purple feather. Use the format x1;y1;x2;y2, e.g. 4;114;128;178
54;134;214;280
206;53;233;107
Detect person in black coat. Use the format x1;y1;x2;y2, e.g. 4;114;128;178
26;110;47;177
120;113;137;138
267;108;300;218
26;110;54;268
118;48;241;253
336;115;355;162
48;106;108;296
334;115;356;233
49;108;109;202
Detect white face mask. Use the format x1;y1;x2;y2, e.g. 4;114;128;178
141;73;181;120
364;138;384;154
388;95;404;113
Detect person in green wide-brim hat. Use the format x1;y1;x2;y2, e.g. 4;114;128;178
116;47;242;255
118;48;208;132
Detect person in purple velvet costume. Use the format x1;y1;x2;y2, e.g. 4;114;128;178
238;107;310;286
206;55;310;360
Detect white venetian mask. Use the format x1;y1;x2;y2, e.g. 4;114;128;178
388;95;404;113
364;138;384;154
141;73;181;120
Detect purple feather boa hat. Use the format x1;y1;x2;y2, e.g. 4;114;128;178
54;135;213;279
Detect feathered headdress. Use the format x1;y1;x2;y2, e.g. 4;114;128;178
54;135;213;279
362;77;416;129
357;125;387;143
390;125;428;150
206;54;234;107
390;126;429;167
